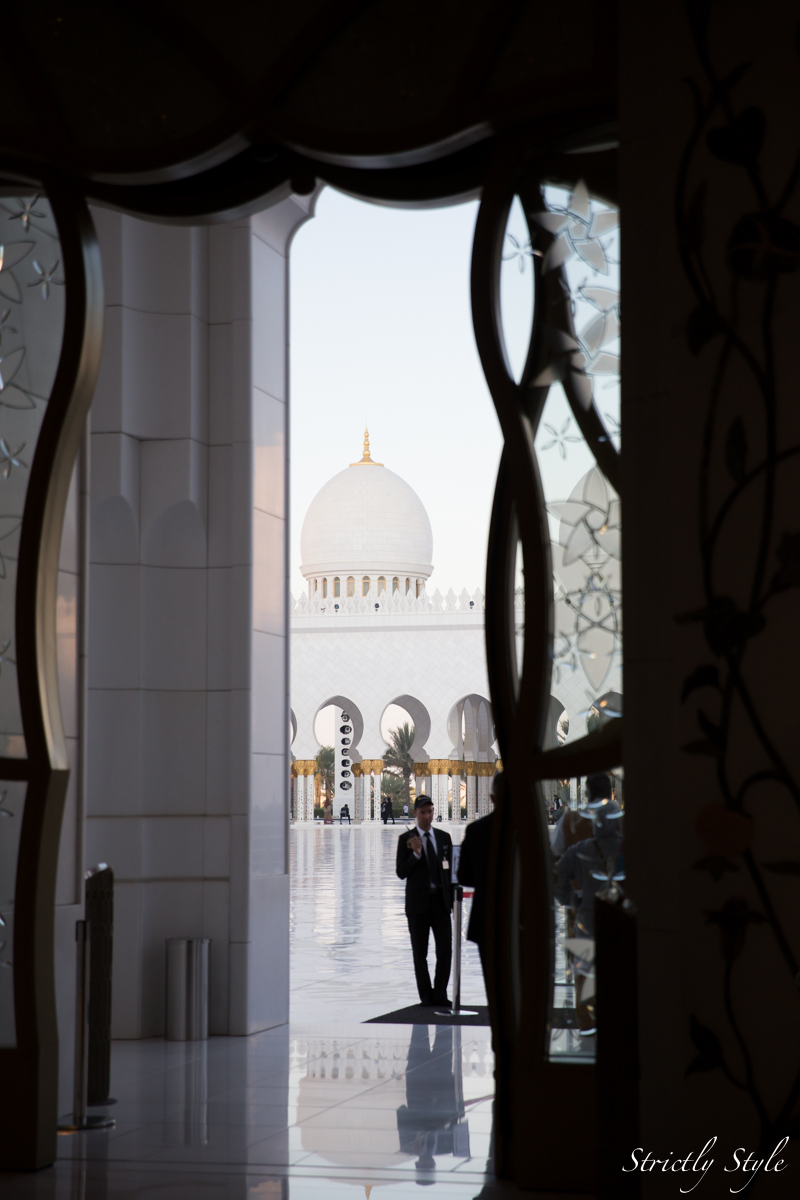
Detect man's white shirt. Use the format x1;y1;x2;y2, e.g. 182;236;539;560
412;825;437;859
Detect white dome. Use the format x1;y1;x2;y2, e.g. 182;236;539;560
300;436;433;581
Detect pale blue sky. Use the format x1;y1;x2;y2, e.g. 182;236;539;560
288;186;614;596
289;187;505;598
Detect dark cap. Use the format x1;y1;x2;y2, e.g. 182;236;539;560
414;794;433;809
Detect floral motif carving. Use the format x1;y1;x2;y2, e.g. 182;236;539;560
677;3;800;1150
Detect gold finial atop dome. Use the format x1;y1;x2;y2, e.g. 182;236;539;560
350;426;383;466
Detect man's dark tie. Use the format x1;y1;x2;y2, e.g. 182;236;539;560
424;831;440;886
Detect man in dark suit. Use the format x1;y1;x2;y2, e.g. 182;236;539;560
396;794;454;1006
456;771;503;981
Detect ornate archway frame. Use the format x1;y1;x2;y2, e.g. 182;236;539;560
0;171;102;1168
0;127;626;1190
472;134;623;1191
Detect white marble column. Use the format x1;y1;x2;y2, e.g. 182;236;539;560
431;773;441;821
477;770;491;817
450;770;463;823
371;761;385;821
465;767;477;821
293;770;306;822
359;762;370;821
429;768;440;819
353;769;364;823
414;766;430;804
430;765;448;822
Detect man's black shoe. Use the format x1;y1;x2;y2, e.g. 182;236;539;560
432;997;451;1008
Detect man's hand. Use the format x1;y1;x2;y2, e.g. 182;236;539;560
409;835;422;855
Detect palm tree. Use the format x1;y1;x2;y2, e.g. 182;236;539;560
381;772;406;805
316;746;335;806
383;722;415;808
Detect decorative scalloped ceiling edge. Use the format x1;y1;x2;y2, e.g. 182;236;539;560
0;0;617;219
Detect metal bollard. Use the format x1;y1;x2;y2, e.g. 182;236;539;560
166;938;210;1041
452;884;463;1009
437;885;479;1018
58;921;115;1133
85;863;114;1105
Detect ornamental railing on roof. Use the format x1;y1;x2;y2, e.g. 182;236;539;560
290;586;487;616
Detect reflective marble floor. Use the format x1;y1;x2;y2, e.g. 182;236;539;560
2;1023;522;1199
290;823;488;1022
5;825;607;1198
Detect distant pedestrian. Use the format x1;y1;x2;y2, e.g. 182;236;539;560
340;803;351;824
403;803;409;819
381;799;389;825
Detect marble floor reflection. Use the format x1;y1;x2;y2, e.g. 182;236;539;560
2;1023;507;1198
0;825;515;1198
290;823;488;1021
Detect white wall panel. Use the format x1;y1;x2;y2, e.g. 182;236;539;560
88;564;140;689
141;816;205;879
87;689;140;816
86;817;141;879
253;391;285;519
139;567;207;690
139;690;207;814
122;309;198;440
89;305;123;431
251;632;286;754
253;511;284;636
81;195;313;1038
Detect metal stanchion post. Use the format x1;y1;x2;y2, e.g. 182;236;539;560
436;885;479;1018
59;921;115;1133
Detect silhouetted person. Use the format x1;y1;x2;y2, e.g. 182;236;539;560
457;771;504;984
550;805;593;859
396;795;454;1006
340;803;351;824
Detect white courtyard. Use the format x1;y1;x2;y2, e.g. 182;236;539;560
290;823;488;1022
290;430;621;825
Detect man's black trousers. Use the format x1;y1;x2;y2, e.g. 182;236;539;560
407;890;452;1004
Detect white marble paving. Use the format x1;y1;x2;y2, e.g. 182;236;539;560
290;822;488;1022
0;823;505;1197
0;1022;504;1199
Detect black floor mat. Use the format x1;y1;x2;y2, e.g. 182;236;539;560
365;1003;491;1026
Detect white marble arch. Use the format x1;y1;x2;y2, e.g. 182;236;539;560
381;693;431;761
313;694;364;756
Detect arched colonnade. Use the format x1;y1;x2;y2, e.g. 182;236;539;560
290;692;499;822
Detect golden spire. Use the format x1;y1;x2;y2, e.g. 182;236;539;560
350;426;382;466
